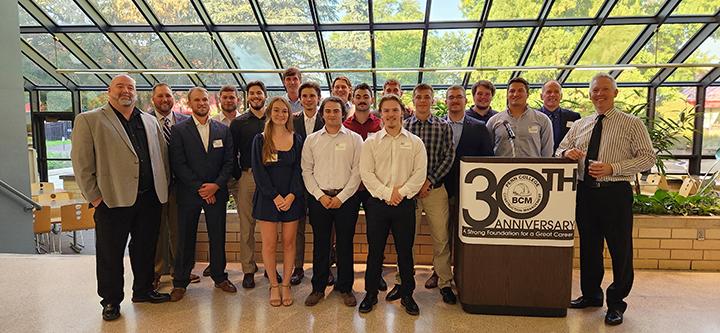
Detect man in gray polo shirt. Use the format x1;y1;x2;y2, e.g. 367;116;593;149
486;77;554;157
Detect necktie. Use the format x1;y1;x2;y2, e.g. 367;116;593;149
584;114;605;181
162;117;171;144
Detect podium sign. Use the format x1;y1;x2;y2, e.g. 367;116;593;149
455;157;577;317
459;159;577;246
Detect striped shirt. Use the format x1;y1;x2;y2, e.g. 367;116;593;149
403;114;456;185
556;107;655;182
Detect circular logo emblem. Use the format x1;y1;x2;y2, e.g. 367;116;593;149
500;172;544;215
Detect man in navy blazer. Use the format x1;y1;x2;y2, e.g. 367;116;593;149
168;87;236;301
539;80;581;151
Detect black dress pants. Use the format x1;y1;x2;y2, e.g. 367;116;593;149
94;190;162;306
173;197;228;288
309;194;360;293
364;197;416;296
576;181;634;312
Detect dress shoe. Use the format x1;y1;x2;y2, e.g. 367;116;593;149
290;267;304;285
170;288;186;302
569;296;603;309
327;270;335;286
385;284;401;301
340;291;357;307
425;271;439;289
131;290;171;303
401;296;420;315
605;309;624;325
203;265;211;277
242;273;255;289
215;280;237;293
440;287;457;304
304;291;325;306
102;304;120;321
359;293;378;313
378;276;388;291
264;270;282;284
190;273;201;283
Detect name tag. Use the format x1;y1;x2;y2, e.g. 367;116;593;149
399;141;411;150
335;143;347;151
212;139;223;148
566;121;574;128
528;125;539;134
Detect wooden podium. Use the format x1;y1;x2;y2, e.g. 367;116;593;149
454;157;576;317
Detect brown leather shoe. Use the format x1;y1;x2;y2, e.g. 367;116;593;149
190;273;201;283
340;291;357;307
215;280;237;293
304;291;324;306
170;288;186;302
425;271;439;289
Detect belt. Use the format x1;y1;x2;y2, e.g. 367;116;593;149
431;182;443;189
322;188;343;197
579;180;629;189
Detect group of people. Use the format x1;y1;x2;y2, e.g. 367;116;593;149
71;67;655;326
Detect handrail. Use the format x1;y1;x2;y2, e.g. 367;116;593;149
0;179;41;213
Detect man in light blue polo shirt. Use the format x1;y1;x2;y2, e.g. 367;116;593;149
486;77;554;157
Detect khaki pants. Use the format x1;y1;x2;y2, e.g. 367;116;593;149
155;189;178;276
235;170;258;273
394;185;452;288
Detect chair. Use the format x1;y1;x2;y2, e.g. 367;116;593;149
31;182;55;195
33;206;57;254
59;204;96;253
37;192;71;203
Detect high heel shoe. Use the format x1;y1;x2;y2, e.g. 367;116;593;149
269;284;281;307
280;283;293;306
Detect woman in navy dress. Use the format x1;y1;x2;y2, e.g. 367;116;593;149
251;96;304;307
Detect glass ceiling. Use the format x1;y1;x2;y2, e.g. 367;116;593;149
17;0;720;91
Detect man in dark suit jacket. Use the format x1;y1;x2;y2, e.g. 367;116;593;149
289;81;326;285
540;80;581;151
168;87;236;302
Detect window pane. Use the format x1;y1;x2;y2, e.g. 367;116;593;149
22;34;104;86
547;0;603;18
323;31;373;86
666;28;720;82
521;26;587;83
609;0;663;17
257;0;312;24
566;25;645;83
488;0;542;20
169;33;237;87
145;0;201;25
316;0;368;23
45;119;73;172
656;86;694;156
39;91;72;112
80;91;108;112
617;24;704;83
373;0;425;23
66;33;151;86
220;32;281;86
702;86;720;155
203;0;257;24
19;5;40;26
117;33;194;86
375;30;422;84
34;0;94;25
423;29;475;85
672;0;720;16
272;32;325;83
86;0;147;25
470;28;532;86
430;0;484;21
22;56;61;86
25;92;32;147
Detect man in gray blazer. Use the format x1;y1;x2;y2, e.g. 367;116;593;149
71;75;171;321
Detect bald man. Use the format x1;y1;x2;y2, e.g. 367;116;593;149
71;75;171;321
539;80;581;151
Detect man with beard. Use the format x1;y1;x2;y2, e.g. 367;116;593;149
229;81;282;287
148;83;195;289
169;87;236;302
486;77;554;157
539;80;581;151
283;67;303;113
71;75;171;321
466;80;498;123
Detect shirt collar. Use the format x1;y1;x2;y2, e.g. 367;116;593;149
444;113;464;124
595;107;617;119
378;127;409;139
319;125;348;136
192;114;209;127
409;113;436;124
111;105;142;120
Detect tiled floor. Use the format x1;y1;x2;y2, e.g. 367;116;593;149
1;254;719;333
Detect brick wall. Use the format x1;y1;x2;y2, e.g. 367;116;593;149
196;212;720;271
